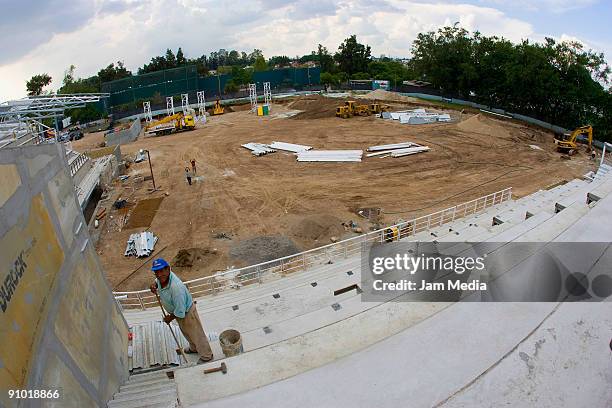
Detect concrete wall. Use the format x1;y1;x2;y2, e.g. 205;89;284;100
0;143;129;407
105;120;141;146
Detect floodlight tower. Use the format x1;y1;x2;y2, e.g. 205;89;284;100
197;91;206;121
181;93;189;114
166;96;175;116
263;82;271;111
248;83;258;112
143;101;152;123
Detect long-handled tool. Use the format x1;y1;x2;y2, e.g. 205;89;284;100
155;293;189;364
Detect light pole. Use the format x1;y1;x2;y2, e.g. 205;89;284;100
145;149;156;190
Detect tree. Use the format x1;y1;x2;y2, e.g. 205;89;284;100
26;74;52;95
98;61;131;83
165;48;177;67
316;44;335;73
224;80;239;93
253;55;267;72
335;35;371;76
63;65;76;86
176;47;186;65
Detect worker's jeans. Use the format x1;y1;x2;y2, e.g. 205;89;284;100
177;305;213;361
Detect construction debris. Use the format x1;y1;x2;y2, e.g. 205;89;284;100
296;150;363;162
268;141;312;153
366;142;430;158
242;143;276;156
134;149;147;163
367;142;418;152
384;109;452;124
125;231;158;257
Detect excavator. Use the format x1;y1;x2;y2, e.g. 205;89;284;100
145;112;195;136
556;125;593;156
369;103;391;115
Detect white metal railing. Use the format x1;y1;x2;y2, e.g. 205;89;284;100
113;187;512;310
69;153;90;177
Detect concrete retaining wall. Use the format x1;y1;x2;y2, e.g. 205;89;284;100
0;143;128;407
105;119;141;146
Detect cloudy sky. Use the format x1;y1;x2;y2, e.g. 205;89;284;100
1;0;610;100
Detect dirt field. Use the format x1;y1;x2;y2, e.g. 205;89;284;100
89;94;595;292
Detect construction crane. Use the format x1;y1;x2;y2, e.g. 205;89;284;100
556;125;593;155
145;112;195;136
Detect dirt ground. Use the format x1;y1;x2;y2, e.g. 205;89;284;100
71;130;106;151
89;95;595;292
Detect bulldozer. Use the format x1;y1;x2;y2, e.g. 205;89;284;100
212;99;224;115
335;100;371;119
145;112;195;136
556;125;593;156
369;103;390;115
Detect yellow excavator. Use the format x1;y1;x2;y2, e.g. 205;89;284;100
212;99;224;115
556;125;593;155
145;112;195;136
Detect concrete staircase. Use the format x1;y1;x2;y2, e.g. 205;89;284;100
107;371;178;408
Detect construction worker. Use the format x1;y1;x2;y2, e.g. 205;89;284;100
184;167;192;185
150;258;214;363
190;158;197;174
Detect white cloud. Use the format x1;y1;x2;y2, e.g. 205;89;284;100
0;0;596;101
477;0;598;13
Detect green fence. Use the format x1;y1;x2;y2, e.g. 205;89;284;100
101;66;320;108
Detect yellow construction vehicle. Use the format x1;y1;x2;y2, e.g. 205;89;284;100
336;100;371;118
212;99;224;115
145;112;195;136
369;103;390;115
556;125;593;155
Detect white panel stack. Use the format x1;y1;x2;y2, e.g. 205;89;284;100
366;142;430;158
242;143;276;156
296;150;363;162
269;141;312;153
125;232;158;257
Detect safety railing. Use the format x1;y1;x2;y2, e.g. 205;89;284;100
113;187;512;310
68;152;90;177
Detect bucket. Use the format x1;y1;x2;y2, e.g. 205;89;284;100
219;329;243;357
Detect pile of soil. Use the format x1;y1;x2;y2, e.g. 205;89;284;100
172;248;218;267
363;89;420;103
291;214;344;242
289;95;368;120
229;236;300;265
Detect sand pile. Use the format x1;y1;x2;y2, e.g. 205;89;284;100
291;214;344;242
363;89;420;103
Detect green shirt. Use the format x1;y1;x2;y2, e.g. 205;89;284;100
156;272;192;318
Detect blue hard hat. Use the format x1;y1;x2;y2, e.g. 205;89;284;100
151;258;169;272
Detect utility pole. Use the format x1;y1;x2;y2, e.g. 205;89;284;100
146;150;156;190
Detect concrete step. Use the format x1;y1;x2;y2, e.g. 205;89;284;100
121;378;172;391
112;385;176;403
115;382;175;399
107;393;177;408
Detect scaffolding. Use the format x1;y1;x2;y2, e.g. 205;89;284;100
166;97;175;116
197;91;206;122
249;83;258;112
0;93;109;149
181;93;189;114
143;101;152;123
263;82;271;111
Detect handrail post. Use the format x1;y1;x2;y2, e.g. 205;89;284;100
137;293;145;310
